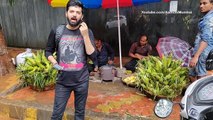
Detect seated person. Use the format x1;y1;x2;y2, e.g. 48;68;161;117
88;38;115;72
124;35;152;72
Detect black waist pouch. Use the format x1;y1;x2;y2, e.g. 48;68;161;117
206;49;213;70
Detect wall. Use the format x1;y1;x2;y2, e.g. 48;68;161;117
0;0;66;48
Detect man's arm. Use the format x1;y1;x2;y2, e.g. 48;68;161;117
45;29;57;65
129;52;139;59
89;51;98;71
190;41;207;67
104;43;114;65
148;45;153;55
194;41;208;58
190;21;212;67
80;22;98;70
105;43;115;60
79;22;95;55
129;43;140;59
47;56;58;65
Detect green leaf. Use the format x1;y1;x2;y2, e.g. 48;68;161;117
136;55;189;100
16;50;57;91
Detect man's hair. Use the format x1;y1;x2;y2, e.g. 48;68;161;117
136;34;148;45
66;0;84;13
138;35;148;41
95;39;101;41
211;0;213;3
94;36;102;41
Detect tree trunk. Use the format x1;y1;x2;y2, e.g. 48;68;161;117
0;24;15;76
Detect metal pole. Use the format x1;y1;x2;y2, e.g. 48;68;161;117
116;0;123;69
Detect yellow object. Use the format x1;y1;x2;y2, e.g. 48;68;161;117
51;0;69;7
88;59;93;64
123;75;136;85
125;70;132;74
24;108;37;120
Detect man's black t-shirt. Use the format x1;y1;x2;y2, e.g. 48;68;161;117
45;26;95;86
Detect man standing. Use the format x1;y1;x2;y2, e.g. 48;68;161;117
189;0;213;81
45;1;97;120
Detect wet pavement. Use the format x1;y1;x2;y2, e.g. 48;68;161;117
0;47;183;120
0;71;182;120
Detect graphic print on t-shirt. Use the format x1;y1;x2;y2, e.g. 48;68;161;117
59;35;84;71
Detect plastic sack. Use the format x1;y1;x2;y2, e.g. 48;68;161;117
15;48;33;66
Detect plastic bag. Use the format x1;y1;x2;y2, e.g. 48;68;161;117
15;48;33;66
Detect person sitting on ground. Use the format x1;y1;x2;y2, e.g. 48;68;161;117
124;35;152;72
88;38;115;73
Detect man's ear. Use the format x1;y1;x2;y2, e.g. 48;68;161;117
65;12;68;18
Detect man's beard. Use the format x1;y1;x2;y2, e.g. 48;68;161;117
67;18;82;27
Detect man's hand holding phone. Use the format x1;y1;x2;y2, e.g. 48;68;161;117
79;19;95;54
53;63;64;70
79;20;89;37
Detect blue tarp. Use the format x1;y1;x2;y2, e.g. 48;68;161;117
133;0;161;6
80;0;161;8
80;0;102;8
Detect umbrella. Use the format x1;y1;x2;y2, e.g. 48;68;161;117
156;36;193;67
47;0;162;8
48;0;69;7
48;0;163;68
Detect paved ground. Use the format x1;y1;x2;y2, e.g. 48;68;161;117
0;114;17;120
0;71;182;120
0;47;186;120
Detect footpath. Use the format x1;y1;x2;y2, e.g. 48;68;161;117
0;47;182;120
0;72;181;120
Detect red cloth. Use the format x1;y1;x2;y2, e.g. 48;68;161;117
47;0;52;5
163;0;170;2
102;0;133;9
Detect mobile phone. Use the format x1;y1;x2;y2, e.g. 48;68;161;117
79;19;84;28
80;19;83;24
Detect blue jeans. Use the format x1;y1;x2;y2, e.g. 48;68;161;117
189;51;208;77
51;81;89;120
